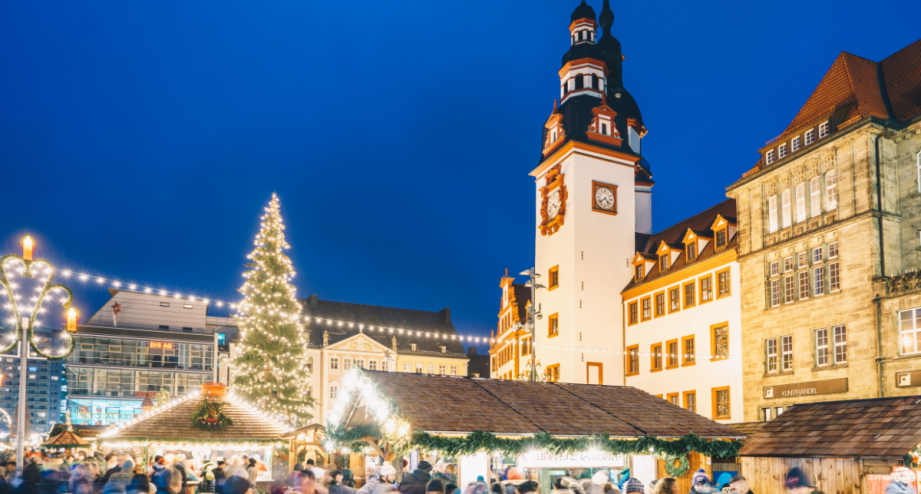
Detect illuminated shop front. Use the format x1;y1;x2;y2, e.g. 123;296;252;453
68;398;143;426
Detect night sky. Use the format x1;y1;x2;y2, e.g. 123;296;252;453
2;1;919;350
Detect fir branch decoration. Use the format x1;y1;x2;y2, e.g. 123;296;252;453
230;193;315;424
663;455;690;478
192;399;234;432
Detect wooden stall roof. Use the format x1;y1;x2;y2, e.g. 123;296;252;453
349;372;741;438
281;423;325;440
739;396;921;459
108;398;289;443
728;422;766;438
44;430;89;447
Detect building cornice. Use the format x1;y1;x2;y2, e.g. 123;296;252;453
622;249;737;300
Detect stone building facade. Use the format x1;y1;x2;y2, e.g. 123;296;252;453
725;40;921;421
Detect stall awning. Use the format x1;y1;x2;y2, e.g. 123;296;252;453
341;371;741;439
739;395;921;459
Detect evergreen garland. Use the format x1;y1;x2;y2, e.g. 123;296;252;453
191;399;234;431
230;194;314;424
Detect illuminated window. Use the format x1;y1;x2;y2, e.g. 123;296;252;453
833;325;847;364
700;276;712;303
546;364;560;382
717;269;731;298
626;346;639;376
816;328;828;366
795;183;806;223
711;324;729;360
682;336;695;366
655;292;666;317
810;177;821;218
768;195;778;233
825;170;837;209
829;262;840;291
712;387;731;419
770;279;780;307
650;344;662;372
899;308;921;355
683;282;696;308
798;271;809;299
669;287;681;312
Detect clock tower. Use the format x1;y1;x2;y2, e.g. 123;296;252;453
531;0;652;385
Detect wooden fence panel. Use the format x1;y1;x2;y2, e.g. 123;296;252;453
741;457;860;494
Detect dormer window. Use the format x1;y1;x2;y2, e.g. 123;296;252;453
440;346;446;354
687;242;697;261
660;254;670;271
805;129;815;145
819;122;829;138
792;136;801;151
716;229;727;248
635;264;644;281
410;343;417;351
766;150;775;165
778;143;787;159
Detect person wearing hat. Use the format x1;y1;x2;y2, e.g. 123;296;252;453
329;469;356;494
728;475;752;494
621;478;645;494
225;475;254;494
428;479;447;494
785;468;822;494
398;461;433;494
358;464;398;494
689;470;717;494
518;481;540;494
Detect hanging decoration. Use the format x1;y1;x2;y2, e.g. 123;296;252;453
905;444;921;469
191;399;234;431
663;454;690;478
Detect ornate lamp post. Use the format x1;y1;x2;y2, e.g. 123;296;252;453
0;236;77;470
518;268;545;382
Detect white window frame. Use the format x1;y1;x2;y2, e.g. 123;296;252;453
770;279;780;307
797;252;808;269
828;242;839;259
782;189;792;228
805;129;815;145
450;365;458;376
899;308;921;355
819;121;829;138
778;143;787;159
368;359;377;371
330;383;338;400
330;357;339;370
784;257;794;273
792;136;801;152
816;328;829;366
781;335;793;371
814;266;825;296
784;276;794;303
766;149;775;165
427;363;435;374
810;177;821;218
825;170;837;210
766;338;778;373
833;325;847;364
798;271;810;299
770;261;779;278
813;247;823;264
343;358;351;371
415;363;423;374
795;183;806;223
403;362;411;372
829;262;840;291
438;364;446;375
768;195;778;233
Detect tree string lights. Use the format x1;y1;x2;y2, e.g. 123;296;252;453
230;194;314;425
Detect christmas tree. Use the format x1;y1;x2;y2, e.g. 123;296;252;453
231;193;314;423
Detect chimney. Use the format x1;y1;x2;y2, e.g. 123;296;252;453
440;307;451;325
468;347;478;356
309;294;319;312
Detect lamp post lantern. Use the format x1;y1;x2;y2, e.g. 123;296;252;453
519;268;545;382
0;236;77;471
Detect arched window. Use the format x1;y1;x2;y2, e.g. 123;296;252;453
591;74;599;90
575;75;584;90
810;177;821;218
825;170;837;209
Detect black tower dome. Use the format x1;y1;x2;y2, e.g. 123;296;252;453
570;0;595;22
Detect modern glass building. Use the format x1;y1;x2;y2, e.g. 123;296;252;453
0;328;67;434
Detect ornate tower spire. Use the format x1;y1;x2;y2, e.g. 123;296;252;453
597;0;623;88
598;0;614;36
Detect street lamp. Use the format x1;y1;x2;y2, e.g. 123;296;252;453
519;268;545;382
0;236;77;470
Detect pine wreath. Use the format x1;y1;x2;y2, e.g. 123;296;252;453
663;454;690;478
191;399;234;431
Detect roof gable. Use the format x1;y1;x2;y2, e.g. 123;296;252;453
880;38;921;121
328;333;391;354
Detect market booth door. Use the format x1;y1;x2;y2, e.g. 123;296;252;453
657;453;711;493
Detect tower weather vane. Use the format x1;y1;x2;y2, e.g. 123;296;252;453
0;236;79;470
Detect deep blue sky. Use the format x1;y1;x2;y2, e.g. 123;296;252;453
2;1;919;349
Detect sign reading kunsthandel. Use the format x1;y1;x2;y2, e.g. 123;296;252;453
763;378;847;399
518;451;625;468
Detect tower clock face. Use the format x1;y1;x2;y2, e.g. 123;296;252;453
594;186;615;210
547;190;562;218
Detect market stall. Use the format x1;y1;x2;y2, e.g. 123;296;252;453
42;426;91;453
282;424;327;470
738;396;921;494
327;370;743;494
101;382;291;485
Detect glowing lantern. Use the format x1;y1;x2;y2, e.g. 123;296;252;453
22;236;33;260
66;308;77;332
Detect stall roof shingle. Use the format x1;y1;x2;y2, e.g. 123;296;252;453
348;372;741;438
739;396;921;458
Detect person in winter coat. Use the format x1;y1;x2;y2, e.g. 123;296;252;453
550;478;574;494
103;460;137;494
727;476;752;494
398;462;433;494
586;472;611;494
327;470;355;494
213;461;227;494
126;474;152;494
14;463;41;494
653;478;678;494
886;469;918;494
246;460;260;488
621;478;644;494
358;465;397;494
689;471;717;494
784;468;822;494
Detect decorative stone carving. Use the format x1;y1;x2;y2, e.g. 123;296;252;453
363;343;373;351
805;157;820;177
323;331;329;347
823;153;835;170
392;336;398;352
780;175;790;188
764;181;776;196
348;342;357;350
792;168;804;184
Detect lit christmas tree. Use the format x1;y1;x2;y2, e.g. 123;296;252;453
231;193;314;423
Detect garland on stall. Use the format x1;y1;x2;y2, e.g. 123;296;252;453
663;455;690;478
191;399;234;432
905;445;921;469
327;426;742;460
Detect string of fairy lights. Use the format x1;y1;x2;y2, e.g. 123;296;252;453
2;265;740;359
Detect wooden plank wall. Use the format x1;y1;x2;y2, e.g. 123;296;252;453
741;457;861;494
658;453;711;494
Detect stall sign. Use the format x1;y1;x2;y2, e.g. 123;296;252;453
517;451;625;468
763;378;847;399
150;342;174;349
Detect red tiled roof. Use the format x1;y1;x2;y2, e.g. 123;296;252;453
881;38;921;121
349;372;741;439
739;396;921;459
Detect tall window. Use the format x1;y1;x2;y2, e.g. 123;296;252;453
700;276;713;303
716;229;727;247
666;340;679;368
819;121;829;138
635;264;644;281
770;261;779;277
684;282;696;308
687;242;697;260
330;357;339;371
784;275;794;303
548;313;559;337
404;361;411;373
766;338;778;373
684;392;696;413
711;324;729;360
770;279;780;307
778;143;787;159
829;242;839;259
829;262;840;291
660;254;670;271
683;336;695;365
712;387;730;419
782;189;792;228
792;136;801;151
549;266;560;290
810;177;821;218
768;195;778;233
814;266;825;296
546;364;560;382
450;365;458;376
796;183;806;223
650;344;662;371
439;364;446;375
655;292;666;317
798;271;809;299
626;346;639;376
356;358;365;369
369;360;377;371
718;269;731;298
805;129;815;145
899;308;921;355
628;302;638;325
781;335;793;371
344;358;352;371
816;328;829;366
428;363;435;374
669;287;681;312
825;170;837;210
766;149;775;164
833;325;847;363
798;252;808;269
641;297;651;321
329;383;338;400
